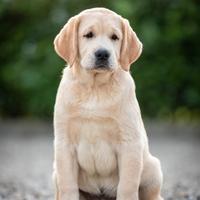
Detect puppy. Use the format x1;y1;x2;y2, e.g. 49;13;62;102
53;7;164;200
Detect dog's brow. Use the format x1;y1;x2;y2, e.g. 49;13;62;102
82;25;96;33
111;27;122;37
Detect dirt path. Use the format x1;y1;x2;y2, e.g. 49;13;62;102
0;120;199;200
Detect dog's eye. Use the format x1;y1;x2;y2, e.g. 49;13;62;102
111;34;119;41
83;32;94;38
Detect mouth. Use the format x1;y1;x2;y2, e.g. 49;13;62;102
92;65;113;73
93;60;111;71
94;65;110;70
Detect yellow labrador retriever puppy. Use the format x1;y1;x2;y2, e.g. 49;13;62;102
53;7;163;200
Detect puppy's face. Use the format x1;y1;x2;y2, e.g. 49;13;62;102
54;8;143;72
78;13;122;71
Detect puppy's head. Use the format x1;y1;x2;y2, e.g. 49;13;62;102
54;8;142;72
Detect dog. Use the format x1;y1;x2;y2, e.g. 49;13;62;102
53;7;164;200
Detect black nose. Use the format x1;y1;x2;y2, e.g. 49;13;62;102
95;49;110;61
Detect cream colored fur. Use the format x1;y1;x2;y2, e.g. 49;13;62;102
53;7;163;200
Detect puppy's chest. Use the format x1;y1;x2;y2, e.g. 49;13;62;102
67;92;121;176
69;116;120;176
67;95;121;145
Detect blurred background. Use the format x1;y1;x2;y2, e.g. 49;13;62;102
0;0;200;200
0;0;199;120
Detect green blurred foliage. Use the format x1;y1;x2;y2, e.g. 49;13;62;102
0;0;199;119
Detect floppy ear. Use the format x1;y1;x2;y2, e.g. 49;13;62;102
54;16;79;66
120;19;143;71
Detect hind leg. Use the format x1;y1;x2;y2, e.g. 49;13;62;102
139;156;164;200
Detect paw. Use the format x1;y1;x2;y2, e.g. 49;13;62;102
58;192;79;200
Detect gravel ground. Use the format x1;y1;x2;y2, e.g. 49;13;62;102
0;120;199;200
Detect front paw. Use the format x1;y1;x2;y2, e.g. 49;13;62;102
58;192;79;200
117;193;139;200
117;198;139;200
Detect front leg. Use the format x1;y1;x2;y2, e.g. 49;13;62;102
117;142;143;200
53;120;79;200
